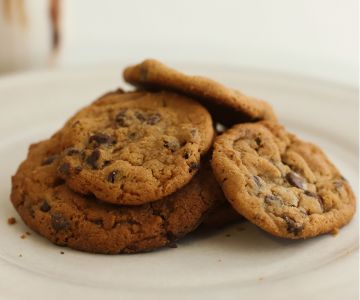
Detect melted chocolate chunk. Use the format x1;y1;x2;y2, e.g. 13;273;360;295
41;155;58;166
188;162;200;173
283;216;303;235
107;170;118;183
183;151;190;159
58;163;70;175
40;200;51;212
89;133;115;145
86;149;100;169
286;172;305;190
51;213;69;231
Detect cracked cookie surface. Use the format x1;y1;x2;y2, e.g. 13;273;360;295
57;90;214;205
211;121;356;239
123;59;277;126
11;133;222;254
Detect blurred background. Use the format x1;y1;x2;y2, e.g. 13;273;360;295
0;0;357;85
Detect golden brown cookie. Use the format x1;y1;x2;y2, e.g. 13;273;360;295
211;121;356;239
11;133;222;254
57;90;214;205
123;59;276;126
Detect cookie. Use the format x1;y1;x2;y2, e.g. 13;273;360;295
123;59;276;126
211;121;356;239
11;133;222;254
202;202;243;229
57;90;214;205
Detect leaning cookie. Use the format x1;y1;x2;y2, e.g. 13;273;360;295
211;121;356;239
123;59;276;126
57;90;214;205
11;133;222;254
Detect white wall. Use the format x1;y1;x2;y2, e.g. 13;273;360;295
0;0;358;85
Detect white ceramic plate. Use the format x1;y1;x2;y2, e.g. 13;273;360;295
0;65;358;300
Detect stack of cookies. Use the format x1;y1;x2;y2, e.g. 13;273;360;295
11;59;356;254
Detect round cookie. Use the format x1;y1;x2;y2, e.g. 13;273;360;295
123;59;277;126
11;134;222;254
211;121;356;239
57;90;214;205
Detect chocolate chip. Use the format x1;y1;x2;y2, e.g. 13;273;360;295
253;175;262;188
53;178;65;187
304;191;317;198
255;137;262;146
135;111;146;122
188;162;200;173
58;163;70;175
86;149;100;169
89;133;115;145
115;110;128;127
283;216;303;235
334;180;343;189
163;140;180;152
74;166;83;174
51;213;69;231
183;152;190;159
41;155;57;166
190;128;198;137
103;160;111;167
107;170;118;183
147;113;161;125
166;231;177;242
65;148;80;156
264;195;280;204
286;172;305;190
40;200;51;212
128;132;137;140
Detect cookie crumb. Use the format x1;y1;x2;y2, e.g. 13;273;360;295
258;277;264;281
168;243;178;248
26;231;31;236
60;251;65;255
218;259;222;262
18;254;22;257
7;217;16;225
20;233;27;239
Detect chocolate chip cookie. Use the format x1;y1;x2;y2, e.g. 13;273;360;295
11;133;222;254
123;59;277;126
211;121;356;239
58;90;214;205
